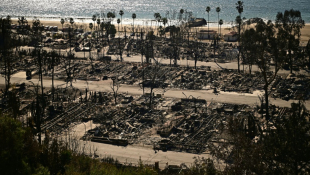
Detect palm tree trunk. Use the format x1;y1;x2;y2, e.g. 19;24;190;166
265;85;269;120
238;23;241;73
52;57;54;101
218;13;219;34
208;13;209;39
289;50;293;74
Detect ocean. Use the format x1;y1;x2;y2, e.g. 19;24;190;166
1;0;309;26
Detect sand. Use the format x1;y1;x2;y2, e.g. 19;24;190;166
11;19;310;44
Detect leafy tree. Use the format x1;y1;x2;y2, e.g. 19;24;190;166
18;16;28;35
107;11;116;22
32;17;41;34
189;157;217;175
306;39;310;68
255;20;281;120
0;116;40;175
0;16;13;93
241;27;256;74
275;9;305;73
210;101;310;174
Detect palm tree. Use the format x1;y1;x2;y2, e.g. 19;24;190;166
162;17;168;27
154;12;161;27
206;6;211;39
89;23;93;59
219;19;223;36
60;18;64;30
69;18;74;53
96;18;100;43
18;16;28;35
216;7;221;34
162;17;168;37
89;23;93;35
132;13;136;34
236;1;244;17
236;1;244;73
179;9;184;24
92;14;97;30
119;10;124;29
69;17;74;27
117;18;121;35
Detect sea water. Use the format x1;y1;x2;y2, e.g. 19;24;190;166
0;0;309;26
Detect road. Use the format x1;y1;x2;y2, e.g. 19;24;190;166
20;46;309;75
3;73;308;109
3;47;309;169
58;121;222;170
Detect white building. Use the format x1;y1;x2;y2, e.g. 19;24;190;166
197;30;217;40
224;31;238;42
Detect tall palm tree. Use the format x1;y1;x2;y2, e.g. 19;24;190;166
69;18;74;26
18;16;28;35
69;18;74;53
92;14;97;30
206;6;211;39
216;7;221;34
236;1;244;17
219;19;223;36
179;9;184;24
117;18;121;34
89;23;93;59
154;12;161;27
236;1;244;73
89;23;93;35
96;18;100;43
162;17;168;37
132;13;136;34
60;18;64;30
119;10;124;29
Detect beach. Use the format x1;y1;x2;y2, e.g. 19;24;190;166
11;18;310;45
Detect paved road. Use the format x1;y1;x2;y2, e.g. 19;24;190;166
2;74;307;109
3;58;308;169
20;46;310;75
58;121;222;170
